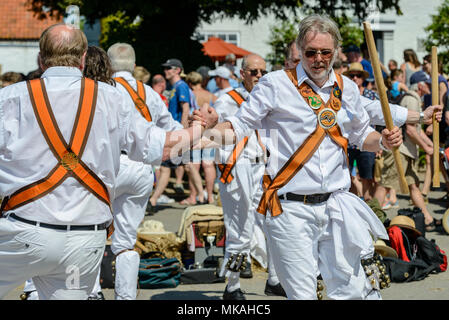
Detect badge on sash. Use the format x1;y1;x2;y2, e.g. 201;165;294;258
61;151;80;171
307;96;322;109
318;108;337;129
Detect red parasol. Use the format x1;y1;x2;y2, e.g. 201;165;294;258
201;37;252;62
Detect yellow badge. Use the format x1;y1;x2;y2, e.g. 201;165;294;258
61;151;79;171
318;108;337;129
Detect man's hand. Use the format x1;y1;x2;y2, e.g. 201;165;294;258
423;104;443;124
381;126;403;149
194;103;218;129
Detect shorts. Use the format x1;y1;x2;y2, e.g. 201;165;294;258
348;149;375;180
161;159;180;168
190;148;215;164
380;151;419;188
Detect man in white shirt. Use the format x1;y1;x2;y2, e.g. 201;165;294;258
105;42;184;300
0;24;207;300
214;53;283;300
195;14;404;300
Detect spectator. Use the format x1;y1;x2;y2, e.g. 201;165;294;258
389;69;409;99
343;62;377;201
206;67;240;94
196;66;211;89
388;59;398;75
209;66;233;97
223;53;238;79
345;44;374;83
186;71;217;204
151;74;169;107
400;49;421;87
133;66;151;84
1;72;24;87
284;40;300;69
376;70;440;232
422;54;448;106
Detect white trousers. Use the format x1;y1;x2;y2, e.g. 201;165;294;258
0;216;106;300
110;155;154;300
218;162;266;277
264;191;383;300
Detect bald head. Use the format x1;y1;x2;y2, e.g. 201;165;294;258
107;43;136;73
39;23;87;69
241;53;266;92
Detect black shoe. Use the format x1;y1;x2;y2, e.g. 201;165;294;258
87;291;105;300
240;261;253;278
223;287;246;300
264;281;287;297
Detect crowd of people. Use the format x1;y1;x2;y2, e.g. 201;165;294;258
0;13;446;301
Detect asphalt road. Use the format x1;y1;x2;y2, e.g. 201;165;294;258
4;174;449;301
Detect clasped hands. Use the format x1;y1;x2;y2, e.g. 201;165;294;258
188;103;219;130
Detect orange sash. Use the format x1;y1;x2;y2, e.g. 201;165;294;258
217;89;265;184
0;78;111;215
114;77;152;122
256;69;347;216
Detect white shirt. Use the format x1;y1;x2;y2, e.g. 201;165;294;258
214;86;234;98
0;67;166;225
226;62;374;196
361;95;408;127
213;87;265;164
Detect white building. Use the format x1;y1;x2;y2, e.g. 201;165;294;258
197;0;444;69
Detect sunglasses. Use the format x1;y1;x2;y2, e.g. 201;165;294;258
304;49;334;59
348;73;363;79
246;69;268;76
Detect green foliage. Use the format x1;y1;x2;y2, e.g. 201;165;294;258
334;16;364;49
424;0;449;74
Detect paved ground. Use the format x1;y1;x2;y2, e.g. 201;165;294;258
4;173;449;301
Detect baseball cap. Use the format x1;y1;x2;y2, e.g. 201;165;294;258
410;71;431;85
208;66;231;80
161;58;183;69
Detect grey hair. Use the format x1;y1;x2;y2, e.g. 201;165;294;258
409;83;422;91
107;42;136;73
296;14;342;51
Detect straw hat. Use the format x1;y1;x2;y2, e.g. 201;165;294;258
442;208;449;235
374;239;398;258
343;62;370;80
388;215;422;239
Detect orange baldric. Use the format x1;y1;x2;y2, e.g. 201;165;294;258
217;89;265;184
0;78;111;215
256;69;347;217
114;77;152;122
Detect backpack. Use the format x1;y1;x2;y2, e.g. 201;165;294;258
415;236;448;273
138;251;182;289
397;207;426;237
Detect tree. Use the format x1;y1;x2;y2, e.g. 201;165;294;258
27;0;402;73
424;0;449;74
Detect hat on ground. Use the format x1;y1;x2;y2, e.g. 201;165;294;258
343;62;370;80
388;215;422;239
161;58;183;70
208;66;231;80
344;44;361;53
442;208;449;235
374;239;399;258
410;71;431;85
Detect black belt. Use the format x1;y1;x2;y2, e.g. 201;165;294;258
280;192;331;204
8;213;108;231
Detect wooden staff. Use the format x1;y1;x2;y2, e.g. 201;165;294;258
363;22;409;194
431;46;440;187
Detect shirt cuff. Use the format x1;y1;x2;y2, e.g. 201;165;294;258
392;104;408;127
359;126;376;151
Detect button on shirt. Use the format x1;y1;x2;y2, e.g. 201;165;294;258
213;87;265;164
0;67;167;225
225;63;375;196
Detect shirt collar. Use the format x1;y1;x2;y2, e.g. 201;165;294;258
295;62;337;90
41;66;83;78
112;71;133;80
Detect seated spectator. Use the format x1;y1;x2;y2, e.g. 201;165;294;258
1;72;24;87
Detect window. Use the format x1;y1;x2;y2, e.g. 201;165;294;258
196;32;240;45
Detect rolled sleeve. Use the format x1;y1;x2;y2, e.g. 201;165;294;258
361;96;408;127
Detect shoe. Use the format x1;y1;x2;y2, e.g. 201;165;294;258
173;183;185;194
264;280;287;297
156;194;175;204
223;287;246;300
240;261;253;278
87;291;105;300
426;218;443;232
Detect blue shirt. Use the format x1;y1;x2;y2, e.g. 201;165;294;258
167;80;190;122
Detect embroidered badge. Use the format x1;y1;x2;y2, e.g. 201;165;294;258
318;108;337;129
333;86;342;99
61;151;79;171
308;96;322;109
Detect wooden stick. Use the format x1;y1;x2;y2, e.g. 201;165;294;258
363;22;409;194
431;46;440;187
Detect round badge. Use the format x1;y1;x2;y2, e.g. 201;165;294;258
307;96;323;109
331;98;342;111
61;151;79;171
318;108;337;129
333;87;342;99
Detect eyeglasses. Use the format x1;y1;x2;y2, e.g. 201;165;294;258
304;49;334;59
163;66;175;70
246;69;268;76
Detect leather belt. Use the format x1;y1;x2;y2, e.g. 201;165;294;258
8;213;108;231
280;192;331;204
